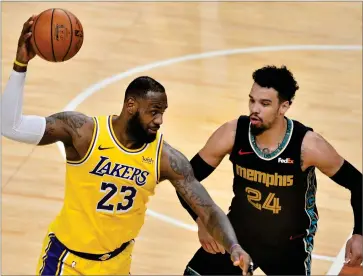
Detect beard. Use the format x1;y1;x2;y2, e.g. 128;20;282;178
249;114;269;136
126;112;157;144
250;124;267;136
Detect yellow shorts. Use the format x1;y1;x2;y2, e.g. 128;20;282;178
36;232;135;275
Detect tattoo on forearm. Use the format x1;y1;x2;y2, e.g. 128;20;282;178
300;146;304;169
164;142;210;207
164;142;238;250
205;207;237;250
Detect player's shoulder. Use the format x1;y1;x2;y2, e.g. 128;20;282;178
221;118;238;131
302;130;325;147
213;118;240;140
47;110;94;130
204;118;240;151
68;111;95;129
220;115;251;130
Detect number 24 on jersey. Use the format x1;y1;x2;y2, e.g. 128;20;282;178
245;187;282;214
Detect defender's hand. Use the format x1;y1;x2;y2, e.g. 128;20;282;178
345;234;363;266
196;217;225;254
16;15;37;64
230;244;253;275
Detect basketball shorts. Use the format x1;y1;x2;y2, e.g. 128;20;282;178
36;231;135;275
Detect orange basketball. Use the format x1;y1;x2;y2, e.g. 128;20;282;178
30;8;84;62
339;263;363;275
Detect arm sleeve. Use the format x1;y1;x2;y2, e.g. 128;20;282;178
176;153;216;221
1;70;46;144
330;160;362;235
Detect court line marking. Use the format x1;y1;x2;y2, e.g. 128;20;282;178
55;44;362;272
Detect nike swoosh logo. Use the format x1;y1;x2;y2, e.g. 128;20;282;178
290;233;305;240
98;145;114;150
238;150;254;155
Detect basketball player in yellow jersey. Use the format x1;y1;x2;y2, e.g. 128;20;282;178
2;16;254;275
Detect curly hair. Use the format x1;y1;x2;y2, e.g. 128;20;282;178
252;65;299;104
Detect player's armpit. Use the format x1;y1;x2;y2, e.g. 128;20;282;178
198;119;237;167
39;111;93;146
159;141;239;253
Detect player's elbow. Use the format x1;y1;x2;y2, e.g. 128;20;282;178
1;115;46;144
2;120;20;140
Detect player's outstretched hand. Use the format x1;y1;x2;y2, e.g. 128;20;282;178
230;244;254;276
16;15;37;64
196;217;225;254
345;234;363;266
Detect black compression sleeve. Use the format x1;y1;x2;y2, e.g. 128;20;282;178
330;160;362;235
176;153;216;221
190;153;216;182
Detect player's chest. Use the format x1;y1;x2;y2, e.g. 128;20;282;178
86;152;157;189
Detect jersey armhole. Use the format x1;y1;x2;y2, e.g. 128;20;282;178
155;133;164;184
67;117;99;165
297;124;314;173
229;116;249;162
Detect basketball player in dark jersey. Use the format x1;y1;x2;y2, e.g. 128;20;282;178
177;66;362;275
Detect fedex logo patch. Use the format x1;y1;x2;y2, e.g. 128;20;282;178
278;157;294;164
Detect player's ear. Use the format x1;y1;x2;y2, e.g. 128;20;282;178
279;100;290;115
125;97;138;115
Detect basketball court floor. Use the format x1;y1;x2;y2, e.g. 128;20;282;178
1;2;362;275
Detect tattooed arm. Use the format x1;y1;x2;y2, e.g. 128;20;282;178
160;141;240;253
38;111;93;146
159;141;253;273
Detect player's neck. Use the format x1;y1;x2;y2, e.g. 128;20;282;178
255;117;287;149
111;114;145;149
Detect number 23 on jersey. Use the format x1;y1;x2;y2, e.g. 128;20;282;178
97;182;137;213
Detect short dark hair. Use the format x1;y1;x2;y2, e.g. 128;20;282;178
252;65;299;104
124;76;165;102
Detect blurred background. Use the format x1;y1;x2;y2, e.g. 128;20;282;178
1;1;362;275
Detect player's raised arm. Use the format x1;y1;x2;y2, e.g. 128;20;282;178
159;141;252;274
1;15;92;147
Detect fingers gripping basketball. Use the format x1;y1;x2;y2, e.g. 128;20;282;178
30;8;84;62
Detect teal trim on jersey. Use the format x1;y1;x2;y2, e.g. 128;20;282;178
249;118;293;160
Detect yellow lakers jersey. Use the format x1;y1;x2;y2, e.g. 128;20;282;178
50;115;163;254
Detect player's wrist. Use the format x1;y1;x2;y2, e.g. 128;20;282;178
229;243;242;253
13;58;28;72
13;64;27;73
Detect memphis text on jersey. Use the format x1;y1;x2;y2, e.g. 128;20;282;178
90;156;150;186
236;164;294;187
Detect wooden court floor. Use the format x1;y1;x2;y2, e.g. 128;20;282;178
1;2;362;275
